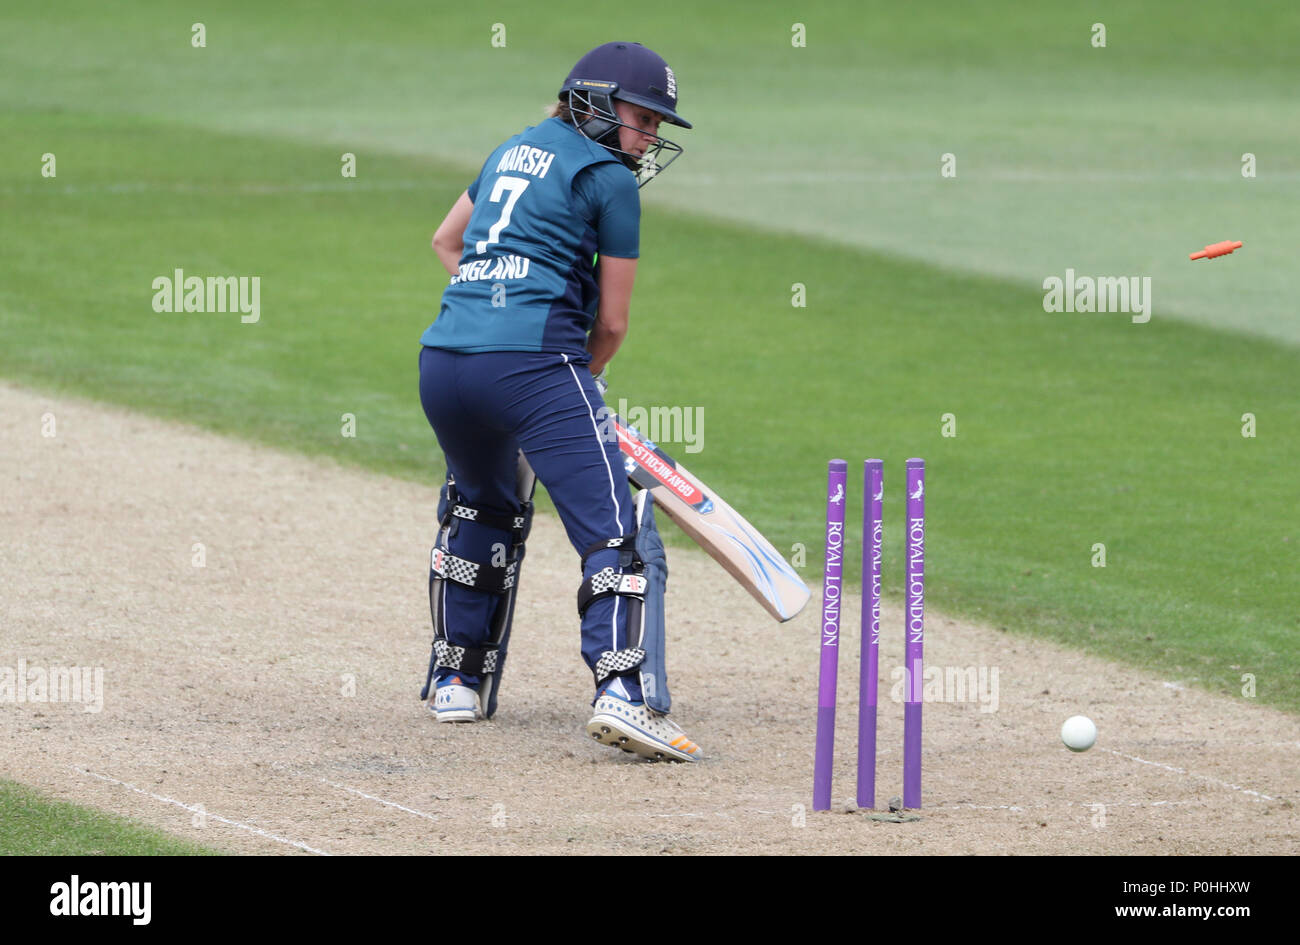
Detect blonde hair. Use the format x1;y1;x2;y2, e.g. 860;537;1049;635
546;100;577;123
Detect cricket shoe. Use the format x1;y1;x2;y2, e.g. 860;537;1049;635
429;675;482;723
585;685;701;762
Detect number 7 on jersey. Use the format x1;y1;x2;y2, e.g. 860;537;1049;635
475;176;530;254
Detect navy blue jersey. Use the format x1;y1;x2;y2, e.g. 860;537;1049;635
421;118;640;359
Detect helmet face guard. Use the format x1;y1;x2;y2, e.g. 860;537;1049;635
559;43;690;189
564;84;684;188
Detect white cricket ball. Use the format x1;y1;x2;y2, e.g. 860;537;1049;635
1061;715;1097;752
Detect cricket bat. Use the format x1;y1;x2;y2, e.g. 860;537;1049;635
611;415;811;622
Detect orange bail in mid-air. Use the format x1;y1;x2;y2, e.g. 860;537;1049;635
1189;240;1243;260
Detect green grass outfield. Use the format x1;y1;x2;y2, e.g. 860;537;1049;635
2;0;1296;744
5;0;1298;342
0;780;221;855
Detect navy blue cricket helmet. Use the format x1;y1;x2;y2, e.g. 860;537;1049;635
558;42;690;186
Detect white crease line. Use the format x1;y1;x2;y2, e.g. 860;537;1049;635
934;799;1205;811
73;766;332;855
589;800;1213;816
322;780;438;821
1103;750;1275;800
573;810;741;820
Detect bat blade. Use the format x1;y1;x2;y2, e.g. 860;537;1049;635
611;415;811;622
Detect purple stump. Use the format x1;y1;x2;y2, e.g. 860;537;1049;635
857;459;883;810
903;458;926;808
813;459;848;811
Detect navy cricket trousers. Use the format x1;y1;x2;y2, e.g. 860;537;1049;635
418;346;638;695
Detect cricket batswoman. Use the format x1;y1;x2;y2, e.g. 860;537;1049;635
417;42;700;761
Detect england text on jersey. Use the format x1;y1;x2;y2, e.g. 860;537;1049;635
450;254;532;285
494;145;556;179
